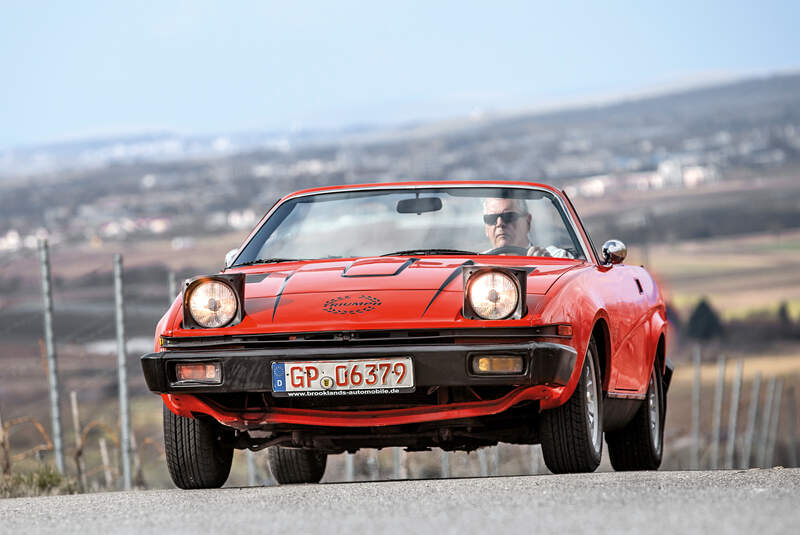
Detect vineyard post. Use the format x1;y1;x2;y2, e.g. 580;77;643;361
130;431;146;488
39;238;64;473
724;359;743;469
99;438;114;488
114;253;132;490
69;391;86;489
0;410;10;475
741;372;761;468
710;356;726;469
690;345;701;469
765;379;783;468
756;377;776;468
787;387;798;467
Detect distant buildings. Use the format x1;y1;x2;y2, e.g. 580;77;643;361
1;75;798;254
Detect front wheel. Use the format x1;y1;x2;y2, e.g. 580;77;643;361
606;362;664;471
539;338;603;473
163;405;234;489
267;446;327;484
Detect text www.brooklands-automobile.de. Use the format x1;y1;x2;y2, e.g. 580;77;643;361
286;388;402;397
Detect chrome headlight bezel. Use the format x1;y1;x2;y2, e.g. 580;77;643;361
182;274;245;329
462;266;527;320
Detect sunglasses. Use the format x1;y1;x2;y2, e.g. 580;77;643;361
483;211;523;225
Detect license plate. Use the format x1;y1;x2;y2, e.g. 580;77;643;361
271;357;414;397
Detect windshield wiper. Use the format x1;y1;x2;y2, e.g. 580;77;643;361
233;258;304;267
380;249;478;257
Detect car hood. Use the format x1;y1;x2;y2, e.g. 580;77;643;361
169;257;582;335
236;256;579;297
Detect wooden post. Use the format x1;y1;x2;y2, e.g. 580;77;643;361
69;391;86;489
710;356;726;469
0;410;10;475
690;345;702;469
130;432;146;489
756;377;776;468
787;387;798;467
724;360;743;469
99;438;114;489
741;372;761;468
765;380;783;468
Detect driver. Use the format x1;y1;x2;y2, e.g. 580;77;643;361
483;197;572;257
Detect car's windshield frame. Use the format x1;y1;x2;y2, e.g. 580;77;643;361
228;183;592;267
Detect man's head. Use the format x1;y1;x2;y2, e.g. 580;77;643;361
483;198;531;249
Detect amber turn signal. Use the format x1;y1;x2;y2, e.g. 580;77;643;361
175;362;221;383
557;324;573;337
471;355;524;375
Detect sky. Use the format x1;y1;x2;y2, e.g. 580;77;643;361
1;0;798;149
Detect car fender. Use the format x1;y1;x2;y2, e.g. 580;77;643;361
535;265;608;410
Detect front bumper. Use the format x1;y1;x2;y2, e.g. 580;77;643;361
141;341;578;394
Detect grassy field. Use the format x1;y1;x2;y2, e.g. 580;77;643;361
624;229;800;321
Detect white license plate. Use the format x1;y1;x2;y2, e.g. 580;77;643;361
271;357;414;397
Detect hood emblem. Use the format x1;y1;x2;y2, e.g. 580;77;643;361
323;294;381;315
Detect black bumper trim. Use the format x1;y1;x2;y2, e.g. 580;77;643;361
141;342;577;394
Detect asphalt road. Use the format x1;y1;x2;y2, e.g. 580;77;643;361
2;468;798;534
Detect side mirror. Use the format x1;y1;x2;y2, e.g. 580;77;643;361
224;248;239;268
601;240;627;265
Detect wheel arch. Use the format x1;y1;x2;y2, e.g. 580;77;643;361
590;313;612;391
655;333;666;374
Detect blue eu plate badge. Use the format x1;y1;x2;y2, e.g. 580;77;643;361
272;362;286;392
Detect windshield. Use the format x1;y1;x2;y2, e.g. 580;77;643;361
233;186;585;264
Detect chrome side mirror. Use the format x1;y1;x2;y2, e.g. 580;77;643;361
601;239;627;265
224;248;239;268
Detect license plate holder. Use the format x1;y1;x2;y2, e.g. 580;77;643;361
271;357;415;397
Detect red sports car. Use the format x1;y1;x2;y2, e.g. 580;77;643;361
141;181;672;488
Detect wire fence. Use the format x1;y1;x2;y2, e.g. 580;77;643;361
681;348;798;471
0;239;798;492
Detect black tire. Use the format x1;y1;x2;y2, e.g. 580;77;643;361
163;405;234;489
607;361;664;471
267;446;327;484
539;338;603;473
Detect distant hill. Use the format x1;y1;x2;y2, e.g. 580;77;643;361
1;72;799;253
3;72;799;179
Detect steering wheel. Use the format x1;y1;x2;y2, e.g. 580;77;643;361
484;245;529;256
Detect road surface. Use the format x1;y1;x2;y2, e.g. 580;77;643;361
2;468;797;534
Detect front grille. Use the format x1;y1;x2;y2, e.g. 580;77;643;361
162;326;564;351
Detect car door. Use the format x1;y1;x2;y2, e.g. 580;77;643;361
595;263;649;392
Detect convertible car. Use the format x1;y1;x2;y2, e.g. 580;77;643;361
141;181;672;488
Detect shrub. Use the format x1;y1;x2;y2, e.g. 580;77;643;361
687;298;724;340
0;466;78;499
